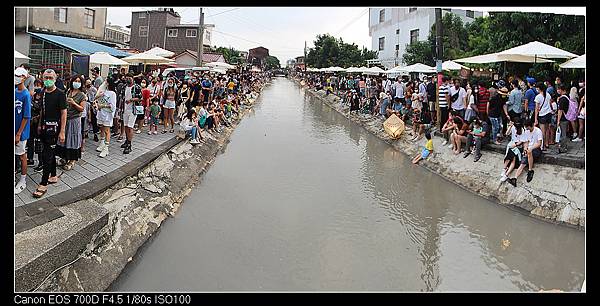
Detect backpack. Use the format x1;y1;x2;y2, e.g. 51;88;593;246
565;95;579;122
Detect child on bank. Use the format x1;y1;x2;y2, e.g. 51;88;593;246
148;99;161;135
412;132;433;164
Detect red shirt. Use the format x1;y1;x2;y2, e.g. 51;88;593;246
477;86;490;117
141;88;151;107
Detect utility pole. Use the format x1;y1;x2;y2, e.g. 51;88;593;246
435;8;443;129
196;7;204;67
304;41;307;72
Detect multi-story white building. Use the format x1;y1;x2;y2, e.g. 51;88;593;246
368;8;483;68
104;22;130;47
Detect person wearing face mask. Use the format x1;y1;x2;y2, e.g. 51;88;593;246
162;77;178;133
121;74;142;154
33;69;67;198
15;67;32;194
85;79;99;142
140;78;151;130
56;76;87;171
178;82;190;123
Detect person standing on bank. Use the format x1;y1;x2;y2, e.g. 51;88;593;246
449;79;467;119
121;74;142;154
162;78;177;133
33;69;67;198
505;80;524;123
15;67;32;194
56;76;87;170
555;84;570;154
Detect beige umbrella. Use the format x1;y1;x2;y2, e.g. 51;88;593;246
143;46;175;58
559;54;585;69
122;53;175;72
90;52;129;66
498;41;578;61
454;53;554;64
442;60;468;71
14;50;30;60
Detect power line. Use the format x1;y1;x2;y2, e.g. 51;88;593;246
333;8;368;36
182;8;239;23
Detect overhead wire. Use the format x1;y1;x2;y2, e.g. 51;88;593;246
333;8;368;36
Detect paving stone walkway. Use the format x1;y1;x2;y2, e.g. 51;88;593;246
14;126;181;233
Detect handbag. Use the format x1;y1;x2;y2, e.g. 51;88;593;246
133;103;144;115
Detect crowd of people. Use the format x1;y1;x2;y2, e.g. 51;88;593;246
15;62;271;198
293;70;585;185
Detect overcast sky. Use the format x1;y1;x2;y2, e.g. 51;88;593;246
106;7;585;64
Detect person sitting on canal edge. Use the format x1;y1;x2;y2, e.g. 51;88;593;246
507;118;543;187
412;132;433;164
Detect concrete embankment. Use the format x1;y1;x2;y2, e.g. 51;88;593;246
24;82;271;292
295;79;585;229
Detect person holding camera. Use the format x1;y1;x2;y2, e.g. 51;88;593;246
33;69;67;198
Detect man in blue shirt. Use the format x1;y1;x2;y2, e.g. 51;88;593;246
524;77;537;120
201;76;213;105
15;67;32;194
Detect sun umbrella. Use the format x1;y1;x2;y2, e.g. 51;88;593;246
122;53;175;65
498;41;578;60
143;46;175;58
442;60;467;71
364;66;385;75
14;50;30;60
90;52;130;66
559;54;585;69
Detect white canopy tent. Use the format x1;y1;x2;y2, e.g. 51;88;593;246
454;53;554;64
345;67;359;73
205;61;236;70
122;53;175;65
403;63;436;73
364;66;385;75
329;66;346;72
497;41;578;61
15;50;30;60
559;54;585;69
442;60;468;71
90;52;130;66
143;46;175;58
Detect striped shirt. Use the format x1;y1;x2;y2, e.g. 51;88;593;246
438;84;449;108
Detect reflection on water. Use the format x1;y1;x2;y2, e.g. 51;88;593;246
111;78;584;292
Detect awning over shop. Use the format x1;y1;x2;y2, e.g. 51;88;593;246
29;32;131;58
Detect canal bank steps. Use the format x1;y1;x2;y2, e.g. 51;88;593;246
15;80;273;292
294;78;584;230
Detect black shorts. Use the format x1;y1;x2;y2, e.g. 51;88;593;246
538;113;552;124
504;147;522;163
521;147;542;165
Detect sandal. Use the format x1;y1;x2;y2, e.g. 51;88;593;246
48;176;59;184
162;130;167;134
33;186;48;198
63;162;74;171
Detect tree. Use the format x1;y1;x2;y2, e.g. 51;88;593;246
305;34;377;68
265;55;281;70
213;46;244;65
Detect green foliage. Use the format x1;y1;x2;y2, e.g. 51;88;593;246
403;12;585;77
265;55;281;70
305;34;377;68
213;46;244;65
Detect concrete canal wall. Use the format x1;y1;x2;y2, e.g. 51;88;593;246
296;80;585;230
30;84;271;292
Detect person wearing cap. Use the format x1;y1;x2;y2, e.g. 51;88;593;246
91;67;103;89
15;67;32;194
33;69;67;198
19;63;36;97
524;77;537;120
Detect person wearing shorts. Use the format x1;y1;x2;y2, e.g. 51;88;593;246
507;119;543;187
148;99;161;135
15;67;32;194
412;132;433;164
162;78;177;133
121;74;142;154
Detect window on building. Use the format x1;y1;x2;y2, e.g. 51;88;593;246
466;10;474;18
139;13;146;19
410;29;419;45
205;31;211;41
409;8;417;13
167;29;178;37
186;29;197;37
396;29;399;35
54;8;67;23
84;8;95;29
139;26;148;37
379;9;385;23
378;37;385;51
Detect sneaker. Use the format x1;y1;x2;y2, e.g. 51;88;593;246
442;140;448;146
14;181;26;194
123;145;131;154
526;170;534;183
572;138;582;142
508;178;517;187
99;147;109;158
500;173;508;182
148;131;152;135
117;137;124;142
120;141;128;149
500;169;507;177
34;164;44;172
135;129;141;134
96;140;106;152
93;134;99;142
463;151;471;158
473;154;481;162
572;133;578;138
153;131;158;135
190;139;200;144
